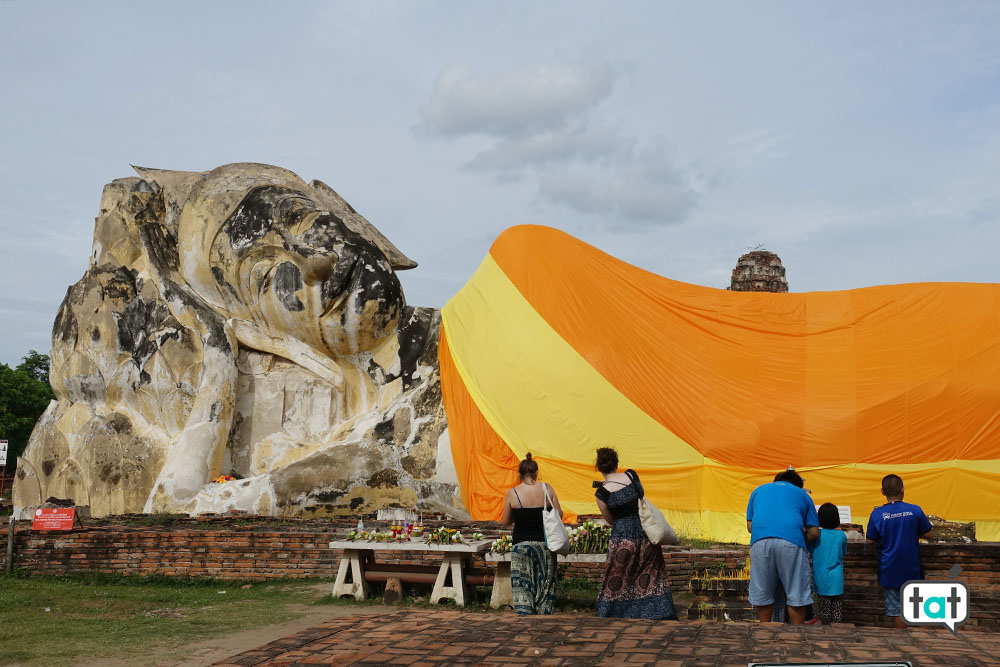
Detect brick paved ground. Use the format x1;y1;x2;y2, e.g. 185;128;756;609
214;610;1000;666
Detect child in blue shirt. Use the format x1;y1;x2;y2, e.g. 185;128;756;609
809;502;848;624
865;474;934;629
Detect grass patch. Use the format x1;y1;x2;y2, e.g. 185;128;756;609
679;537;740;550
554;575;600;612
0;574;332;667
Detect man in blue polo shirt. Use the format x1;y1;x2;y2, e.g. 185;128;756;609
866;474;934;629
746;469;819;624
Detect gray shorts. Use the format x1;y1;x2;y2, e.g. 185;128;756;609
748;537;813;608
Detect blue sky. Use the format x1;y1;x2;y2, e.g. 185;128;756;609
2;1;1000;364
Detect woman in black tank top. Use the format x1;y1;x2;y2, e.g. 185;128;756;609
501;453;563;614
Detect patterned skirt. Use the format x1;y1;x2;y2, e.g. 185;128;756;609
597;535;677;619
511;541;558;615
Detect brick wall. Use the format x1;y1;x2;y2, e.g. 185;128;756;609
840;542;1000;630
681;542;1000;631
0;516;509;579
1;519;740;585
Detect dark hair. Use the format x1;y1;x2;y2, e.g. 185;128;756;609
595;447;619;474
518;453;538;480
818;502;841;529
774;470;804;488
881;474;903;497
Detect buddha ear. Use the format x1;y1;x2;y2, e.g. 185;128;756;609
227;317;345;388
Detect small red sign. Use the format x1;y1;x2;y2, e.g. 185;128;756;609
32;507;76;531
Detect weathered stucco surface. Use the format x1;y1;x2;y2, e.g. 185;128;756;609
14;164;464;519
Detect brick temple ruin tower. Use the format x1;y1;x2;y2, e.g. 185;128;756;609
729;250;789;292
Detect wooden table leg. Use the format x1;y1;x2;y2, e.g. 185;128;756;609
430;552;469;606
490;560;513;609
332;548;371;600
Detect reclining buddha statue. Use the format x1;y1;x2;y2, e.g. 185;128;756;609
13;163;463;518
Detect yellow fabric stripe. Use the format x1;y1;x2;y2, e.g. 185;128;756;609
540;456;1000;518
441;254;703;469
578;511;1000;545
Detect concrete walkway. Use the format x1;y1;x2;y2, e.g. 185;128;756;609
213;609;1000;666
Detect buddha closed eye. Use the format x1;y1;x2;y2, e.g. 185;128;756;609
212;185;405;357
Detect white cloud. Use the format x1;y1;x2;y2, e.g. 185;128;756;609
537;140;699;229
418;58;704;227
464;123;626;175
416;60;614;137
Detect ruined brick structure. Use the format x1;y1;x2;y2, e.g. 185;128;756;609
729;250;788;292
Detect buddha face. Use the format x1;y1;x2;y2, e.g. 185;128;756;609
211;185;405;357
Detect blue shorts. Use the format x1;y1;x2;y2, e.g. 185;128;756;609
748;538;813;608
883;587;901;616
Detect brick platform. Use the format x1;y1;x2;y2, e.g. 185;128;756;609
4;519;999;631
213;609;1000;666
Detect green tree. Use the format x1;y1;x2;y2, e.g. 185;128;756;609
18;349;51;384
0;350;56;472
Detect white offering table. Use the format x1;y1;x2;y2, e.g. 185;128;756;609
329;539;491;606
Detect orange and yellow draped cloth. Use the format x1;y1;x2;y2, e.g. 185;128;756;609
440;225;1000;543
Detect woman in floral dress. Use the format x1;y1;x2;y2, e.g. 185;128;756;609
594;447;677;619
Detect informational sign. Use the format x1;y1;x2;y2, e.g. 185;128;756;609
0;439;7;466
32;507;76;531
815;504;852;524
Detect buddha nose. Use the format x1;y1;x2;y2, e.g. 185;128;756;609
300;254;335;286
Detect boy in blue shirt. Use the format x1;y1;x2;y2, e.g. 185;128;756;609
865;474;934;629
810;502;848;624
746;469;820;624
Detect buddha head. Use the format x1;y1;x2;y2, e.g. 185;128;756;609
176;163;415;358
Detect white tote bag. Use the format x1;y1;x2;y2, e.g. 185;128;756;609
627;470;679;546
542;483;570;555
638;497;679;545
